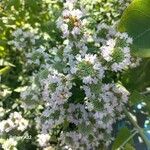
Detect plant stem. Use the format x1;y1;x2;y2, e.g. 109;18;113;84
123;107;150;149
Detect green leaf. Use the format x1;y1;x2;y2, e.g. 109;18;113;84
121;59;150;91
63;119;70;130
129;91;143;106
0;66;11;75
6;0;21;10
0;59;15;67
124;144;135;150
143;94;150;114
118;0;150;57
112;127;133;150
14;86;28;92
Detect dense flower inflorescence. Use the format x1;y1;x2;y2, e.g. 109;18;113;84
8;27;40;51
1;0;141;149
18;0;141;149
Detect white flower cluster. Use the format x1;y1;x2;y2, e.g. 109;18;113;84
37;70;73;134
74;54;105;82
0;112;28;133
96;25;136;72
8;28;40;51
56;0;85;38
25;46;50;67
1;138;17;150
8;26;51;71
37;133;50;147
17;0;141;149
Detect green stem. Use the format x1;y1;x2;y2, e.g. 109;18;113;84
123;107;150;149
141;90;150;95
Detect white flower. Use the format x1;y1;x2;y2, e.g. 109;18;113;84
64;0;76;10
84;54;97;64
12;28;22;36
60;24;69;37
0;121;5;133
101;39;115;61
0;112;28;133
126;37;133;44
83;76;94;84
71;9;83;19
2;138;17;150
37;134;50;147
71;27;80;35
62;9;70;17
83;85;92;98
18;119;28;131
70;67;78;74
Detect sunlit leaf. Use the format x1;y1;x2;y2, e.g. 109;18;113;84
119;0;150;57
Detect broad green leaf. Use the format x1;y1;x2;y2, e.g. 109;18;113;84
118;0;150;57
124;144;135;150
121;59;150;92
112;127;133;150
